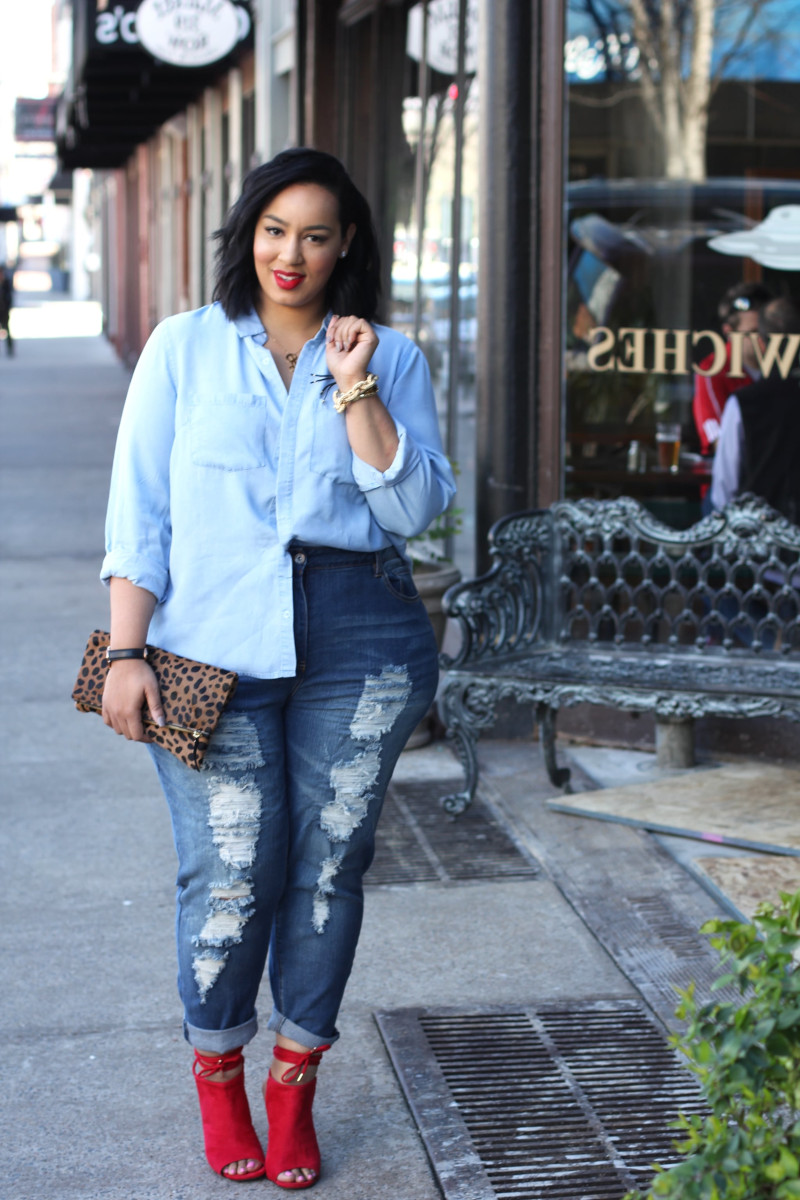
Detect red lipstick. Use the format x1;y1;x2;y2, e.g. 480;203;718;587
274;271;304;290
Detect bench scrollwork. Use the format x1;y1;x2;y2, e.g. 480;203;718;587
438;496;800;815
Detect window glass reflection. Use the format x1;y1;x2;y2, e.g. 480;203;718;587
390;0;478;573
564;0;800;528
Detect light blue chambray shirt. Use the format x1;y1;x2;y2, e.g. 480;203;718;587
101;303;456;678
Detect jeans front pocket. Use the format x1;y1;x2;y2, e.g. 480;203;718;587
189;393;270;470
380;555;421;603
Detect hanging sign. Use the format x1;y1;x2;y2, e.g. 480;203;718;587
406;1;479;76
93;3;251;56
135;0;240;67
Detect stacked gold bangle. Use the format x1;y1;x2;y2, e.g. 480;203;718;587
332;373;379;413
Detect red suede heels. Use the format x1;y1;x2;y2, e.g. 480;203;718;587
264;1043;331;1190
193;1048;266;1182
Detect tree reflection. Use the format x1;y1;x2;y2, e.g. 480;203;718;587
569;0;784;180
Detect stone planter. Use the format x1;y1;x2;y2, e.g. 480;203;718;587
405;560;462;749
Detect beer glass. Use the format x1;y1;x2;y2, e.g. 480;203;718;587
656;422;681;472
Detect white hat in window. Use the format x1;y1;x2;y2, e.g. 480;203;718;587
708;205;800;270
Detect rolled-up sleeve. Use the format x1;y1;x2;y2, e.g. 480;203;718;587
100;322;177;600
350;342;456;538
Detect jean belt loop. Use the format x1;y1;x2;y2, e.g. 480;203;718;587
373;549;383;578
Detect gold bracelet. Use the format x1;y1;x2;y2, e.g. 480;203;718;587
332;373;380;413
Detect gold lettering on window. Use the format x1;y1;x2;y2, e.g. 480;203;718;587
728;331;746;378
580;327;793;377
652;329;689;375
586;326;616;371
752;333;800;380
692;330;726;376
616;328;647;373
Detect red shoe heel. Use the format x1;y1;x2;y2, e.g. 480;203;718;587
193;1048;266;1181
264;1043;331;1190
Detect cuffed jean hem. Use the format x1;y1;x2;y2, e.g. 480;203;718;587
184;1014;258;1054
267;1008;339;1050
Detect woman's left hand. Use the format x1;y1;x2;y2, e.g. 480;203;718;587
326;315;397;470
326;315;379;390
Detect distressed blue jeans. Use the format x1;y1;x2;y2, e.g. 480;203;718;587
148;545;438;1054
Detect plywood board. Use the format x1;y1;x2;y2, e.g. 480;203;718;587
692;855;800;921
549;764;800;856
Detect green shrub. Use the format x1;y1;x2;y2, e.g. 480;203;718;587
625;889;800;1200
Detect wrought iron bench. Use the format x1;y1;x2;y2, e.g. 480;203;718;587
438;495;800;814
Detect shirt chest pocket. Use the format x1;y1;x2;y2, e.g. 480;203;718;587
309;393;358;483
188;393;271;471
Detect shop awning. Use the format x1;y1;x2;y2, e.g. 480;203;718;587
57;1;253;170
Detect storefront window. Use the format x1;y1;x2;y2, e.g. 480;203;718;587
388;0;479;572
564;0;800;526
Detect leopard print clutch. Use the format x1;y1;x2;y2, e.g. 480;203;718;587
72;630;239;770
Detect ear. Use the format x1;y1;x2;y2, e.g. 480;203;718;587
342;223;357;256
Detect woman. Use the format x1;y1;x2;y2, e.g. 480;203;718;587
101;147;455;1188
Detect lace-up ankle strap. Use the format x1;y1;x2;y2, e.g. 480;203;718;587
272;1043;331;1084
193;1047;245;1080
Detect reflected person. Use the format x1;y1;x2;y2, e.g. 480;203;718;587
692;281;772;456
711;296;800;524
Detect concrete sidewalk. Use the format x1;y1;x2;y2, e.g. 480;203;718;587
1;319;728;1200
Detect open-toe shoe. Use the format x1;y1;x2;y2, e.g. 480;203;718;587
264;1043;331;1190
194;1048;266;1181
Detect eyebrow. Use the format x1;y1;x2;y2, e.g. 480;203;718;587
262;214;335;233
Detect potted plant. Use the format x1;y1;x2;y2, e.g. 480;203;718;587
408;504;463;646
404;498;463;748
624;889;800;1200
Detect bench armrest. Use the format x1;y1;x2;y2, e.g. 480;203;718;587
441;509;552;669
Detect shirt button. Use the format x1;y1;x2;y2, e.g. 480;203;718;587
294;552;306;564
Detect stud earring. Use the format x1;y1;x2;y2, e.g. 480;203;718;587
340;251;347;258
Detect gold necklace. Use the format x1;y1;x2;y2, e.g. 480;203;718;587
264;330;300;372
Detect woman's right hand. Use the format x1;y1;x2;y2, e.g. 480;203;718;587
102;659;166;741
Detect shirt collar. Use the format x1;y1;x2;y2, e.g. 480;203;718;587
233;310;265;339
233;308;333;342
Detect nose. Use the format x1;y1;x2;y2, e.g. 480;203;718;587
280;235;303;265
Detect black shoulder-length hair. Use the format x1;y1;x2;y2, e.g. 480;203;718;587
213;147;380;322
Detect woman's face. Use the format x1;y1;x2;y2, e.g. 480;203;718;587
252;183;355;320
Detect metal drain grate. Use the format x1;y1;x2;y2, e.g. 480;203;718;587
622;895;714;961
366;779;539;886
508;810;745;1026
376;1003;706;1200
586;891;743;1023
